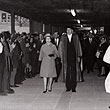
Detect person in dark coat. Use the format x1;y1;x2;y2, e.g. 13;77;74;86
53;32;62;82
20;33;27;80
96;36;109;77
0;34;6;95
10;34;22;87
58;28;82;92
2;32;14;95
84;32;98;73
29;36;38;77
14;34;24;84
36;34;44;74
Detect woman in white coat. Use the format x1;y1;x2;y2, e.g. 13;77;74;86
103;45;110;109
39;33;59;93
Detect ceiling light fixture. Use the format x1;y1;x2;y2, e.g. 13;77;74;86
81;24;83;28
70;9;76;16
94;29;97;34
90;30;93;33
77;19;80;24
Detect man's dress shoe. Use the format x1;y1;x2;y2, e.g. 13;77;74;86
72;89;76;92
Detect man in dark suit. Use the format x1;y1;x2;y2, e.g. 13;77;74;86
84;32;98;73
0;34;6;95
2;32;14;95
53;32;62;82
58;28;82;92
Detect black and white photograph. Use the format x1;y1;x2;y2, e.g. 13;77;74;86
0;0;110;110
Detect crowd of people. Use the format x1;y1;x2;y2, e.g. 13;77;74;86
0;27;110;95
0;31;42;95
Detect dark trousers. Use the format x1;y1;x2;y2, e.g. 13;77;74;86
15;59;24;84
2;68;10;92
31;60;38;77
86;56;96;72
0;64;5;93
66;62;77;90
54;59;62;81
3;56;12;92
2;57;12;92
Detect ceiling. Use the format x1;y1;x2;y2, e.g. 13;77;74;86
0;0;110;28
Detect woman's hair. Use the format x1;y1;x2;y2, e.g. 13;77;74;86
1;31;11;40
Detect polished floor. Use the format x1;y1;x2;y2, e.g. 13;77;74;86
0;70;110;110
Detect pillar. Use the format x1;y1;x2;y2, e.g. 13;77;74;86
44;24;52;34
52;26;59;34
11;12;15;34
30;19;43;33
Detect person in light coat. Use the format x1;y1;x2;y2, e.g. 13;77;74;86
39;33;59;93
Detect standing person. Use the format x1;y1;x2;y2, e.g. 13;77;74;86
96;36;109;77
53;32;62;82
2;31;14;95
58;28;82;92
14;34;24;85
25;39;31;78
39;33;59;93
36;33;44;74
29;35;38;77
84;32;98;73
20;32;27;81
0;34;6;95
10;34;22;87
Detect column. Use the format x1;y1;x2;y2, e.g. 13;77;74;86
11;12;15;34
104;25;110;36
29;19;43;33
45;24;52;34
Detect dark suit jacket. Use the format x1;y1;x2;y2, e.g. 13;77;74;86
84;38;98;58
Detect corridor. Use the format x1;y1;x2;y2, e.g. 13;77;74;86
0;70;110;110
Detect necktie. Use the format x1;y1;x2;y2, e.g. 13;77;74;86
55;38;58;46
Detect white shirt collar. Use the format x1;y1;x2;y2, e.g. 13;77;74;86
67;34;72;42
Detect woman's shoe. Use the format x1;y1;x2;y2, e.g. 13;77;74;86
43;89;47;93
48;86;52;92
48;89;52;92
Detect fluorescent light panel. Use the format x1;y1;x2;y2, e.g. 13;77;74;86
71;9;76;16
77;19;80;24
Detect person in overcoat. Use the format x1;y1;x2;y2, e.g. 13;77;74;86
58;28;82;92
84;33;98;73
52;32;62;82
10;34;22;87
39;33;59;93
2;32;14;95
0;34;6;95
96;36;109;77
